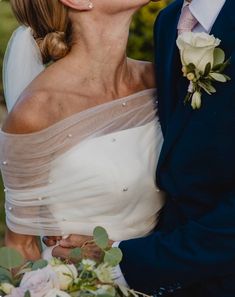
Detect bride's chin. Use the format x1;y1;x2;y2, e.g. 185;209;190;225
93;0;154;14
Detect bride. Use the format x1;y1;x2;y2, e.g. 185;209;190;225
0;0;164;260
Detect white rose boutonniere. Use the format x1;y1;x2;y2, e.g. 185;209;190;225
177;32;231;109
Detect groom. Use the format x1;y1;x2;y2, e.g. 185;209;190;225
44;0;235;296
114;0;235;296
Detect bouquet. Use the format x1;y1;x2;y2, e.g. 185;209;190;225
0;227;148;297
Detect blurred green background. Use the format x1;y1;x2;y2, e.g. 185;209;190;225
0;0;171;246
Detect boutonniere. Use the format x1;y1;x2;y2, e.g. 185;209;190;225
176;32;231;109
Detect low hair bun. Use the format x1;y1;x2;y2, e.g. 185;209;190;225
37;31;70;64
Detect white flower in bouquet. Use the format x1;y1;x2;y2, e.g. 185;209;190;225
44;289;71;297
0;283;15;294
51;264;78;291
81;259;96;271
20;266;59;297
94;285;116;296
177;32;221;72
95;264;113;283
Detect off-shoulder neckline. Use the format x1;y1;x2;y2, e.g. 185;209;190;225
0;88;156;138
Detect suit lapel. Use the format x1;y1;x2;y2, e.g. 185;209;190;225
157;89;193;172
210;0;235;53
156;0;184;135
157;0;192;172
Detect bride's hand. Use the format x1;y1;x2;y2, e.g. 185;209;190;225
42;236;62;247
59;234;114;248
52;242;102;262
59;234;93;248
52;234;114;261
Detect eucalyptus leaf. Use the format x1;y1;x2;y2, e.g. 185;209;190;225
97;294;114;297
0;267;12;283
24;290;31;297
104;248;123;267
213;48;225;66
210;73;227;82
32;260;48;271
70;292;80;297
70;248;82;260
0;248;24;269
93;227;109;250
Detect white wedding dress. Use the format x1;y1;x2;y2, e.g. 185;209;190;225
0;89;165;256
1;26;165;257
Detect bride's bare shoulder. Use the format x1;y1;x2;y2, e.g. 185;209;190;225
2;60;73;135
2;90;54;134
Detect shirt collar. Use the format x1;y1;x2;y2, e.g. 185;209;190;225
183;0;226;32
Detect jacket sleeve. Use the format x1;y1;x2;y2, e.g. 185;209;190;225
119;190;235;294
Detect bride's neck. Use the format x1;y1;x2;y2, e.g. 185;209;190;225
64;12;135;95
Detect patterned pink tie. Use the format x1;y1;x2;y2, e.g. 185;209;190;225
177;4;198;35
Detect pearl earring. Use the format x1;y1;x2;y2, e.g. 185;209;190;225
88;1;93;9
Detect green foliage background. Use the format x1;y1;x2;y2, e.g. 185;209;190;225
0;0;171;245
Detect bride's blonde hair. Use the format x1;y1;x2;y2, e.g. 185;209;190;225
10;0;72;64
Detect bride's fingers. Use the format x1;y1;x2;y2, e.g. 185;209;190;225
59;235;93;248
83;243;103;261
52;246;71;259
43;236;62;246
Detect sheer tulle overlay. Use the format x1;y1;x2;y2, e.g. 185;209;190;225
0;89;165;241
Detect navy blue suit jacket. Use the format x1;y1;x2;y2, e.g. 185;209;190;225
119;1;235;296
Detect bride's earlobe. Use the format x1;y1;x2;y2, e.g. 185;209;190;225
59;0;93;10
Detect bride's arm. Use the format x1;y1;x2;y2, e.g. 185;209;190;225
5;228;41;261
2;98;46;261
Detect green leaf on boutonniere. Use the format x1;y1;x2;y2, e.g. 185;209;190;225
213;48;225;66
218;58;231;73
198;81;216;94
223;74;231;81
184;92;192;104
187;63;196;72
210;73;227;82
93;226;109;250
24;290;31;297
204;62;212;77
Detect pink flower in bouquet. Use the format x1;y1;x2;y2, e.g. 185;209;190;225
20;266;60;297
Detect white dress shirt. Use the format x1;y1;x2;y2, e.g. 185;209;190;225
186;0;226;33
113;0;227;286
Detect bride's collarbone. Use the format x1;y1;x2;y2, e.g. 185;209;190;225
3;59;155;135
